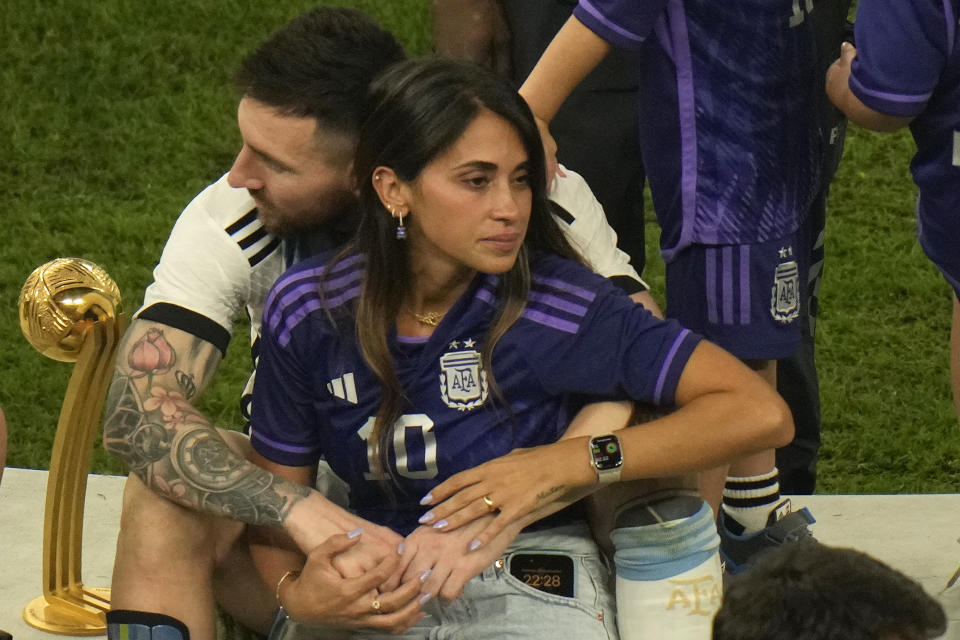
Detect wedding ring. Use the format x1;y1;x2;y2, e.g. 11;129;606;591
371;599;383;613
482;495;496;512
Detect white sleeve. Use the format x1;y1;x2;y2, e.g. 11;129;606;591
138;176;255;336
548;165;648;290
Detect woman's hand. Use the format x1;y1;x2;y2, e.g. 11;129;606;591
394;515;524;602
417;438;596;550
281;532;426;634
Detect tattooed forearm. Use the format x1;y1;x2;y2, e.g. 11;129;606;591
165;427;311;526
103;322;311;528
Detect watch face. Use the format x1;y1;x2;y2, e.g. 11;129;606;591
591;435;623;471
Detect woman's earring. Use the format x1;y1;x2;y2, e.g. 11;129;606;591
395;207;407;240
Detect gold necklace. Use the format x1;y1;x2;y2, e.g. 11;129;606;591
411;310;444;327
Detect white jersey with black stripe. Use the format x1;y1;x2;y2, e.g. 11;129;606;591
550;164;645;290
138;173;282;354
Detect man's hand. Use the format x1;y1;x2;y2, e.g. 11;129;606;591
280;533;426;634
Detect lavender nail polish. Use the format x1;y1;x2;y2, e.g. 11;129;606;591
418;511;435;524
419;569;432;582
469;539;482;551
347;527;363;539
419;493;433;506
397;543;405;555
419;593;433;605
432;519;448;530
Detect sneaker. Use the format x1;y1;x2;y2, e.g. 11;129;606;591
718;498;816;575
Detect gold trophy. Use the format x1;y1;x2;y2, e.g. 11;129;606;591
18;258;127;635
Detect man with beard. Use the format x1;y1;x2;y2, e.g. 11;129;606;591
103;9;414;640
103;7;647;640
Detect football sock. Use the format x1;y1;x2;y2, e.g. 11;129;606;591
106;610;189;640
611;493;722;640
720;468;781;534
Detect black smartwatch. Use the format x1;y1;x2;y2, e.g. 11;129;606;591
588;434;623;484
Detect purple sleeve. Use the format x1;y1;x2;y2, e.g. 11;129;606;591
849;0;953;117
531;276;702;406
573;0;669;51
249;308;325;467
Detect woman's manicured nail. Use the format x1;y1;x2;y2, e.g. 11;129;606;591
432;519;448;530
469;539;482;551
419;493;433;505
418;510;435;524
419;569;432;582
347;527;363;539
397;543;405;555
419;593;433;605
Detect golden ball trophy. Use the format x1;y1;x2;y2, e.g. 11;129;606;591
18;258;128;635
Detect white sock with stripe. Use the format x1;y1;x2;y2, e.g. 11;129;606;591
720;468;781;534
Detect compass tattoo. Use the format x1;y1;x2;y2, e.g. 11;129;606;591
103;324;310;527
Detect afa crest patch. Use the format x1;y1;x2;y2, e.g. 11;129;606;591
770;247;800;324
439;340;488;411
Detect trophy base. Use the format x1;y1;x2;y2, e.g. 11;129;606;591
23;587;111;636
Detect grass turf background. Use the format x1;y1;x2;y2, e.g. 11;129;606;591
2;1;958;492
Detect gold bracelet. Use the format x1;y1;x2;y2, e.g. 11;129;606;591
275;569;301;610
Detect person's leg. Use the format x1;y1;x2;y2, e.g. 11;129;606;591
585;478;721;640
716;359;815;575
308;526;618;640
110;431;277;640
774;333;820;494
722;361;783;530
459;524;619;639
774;187;826;495
665;237;814;573
916;205;960;424
111;473;276;640
698;361;780;516
564;401;721;638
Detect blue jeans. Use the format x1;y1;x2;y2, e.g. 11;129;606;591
274;523;618;640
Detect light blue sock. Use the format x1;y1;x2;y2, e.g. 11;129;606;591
611;499;722;639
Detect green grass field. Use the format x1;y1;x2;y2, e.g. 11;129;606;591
2;1;957;492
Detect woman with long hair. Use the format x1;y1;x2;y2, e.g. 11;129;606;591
249;57;792;638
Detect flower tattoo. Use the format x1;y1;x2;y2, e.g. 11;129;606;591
128;328;176;376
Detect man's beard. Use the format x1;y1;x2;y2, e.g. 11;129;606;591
251;188;358;238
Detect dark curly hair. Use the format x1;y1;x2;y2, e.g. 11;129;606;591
714;543;946;640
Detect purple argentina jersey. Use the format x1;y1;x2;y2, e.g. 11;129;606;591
251;252;700;534
849;0;960;287
573;0;822;259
